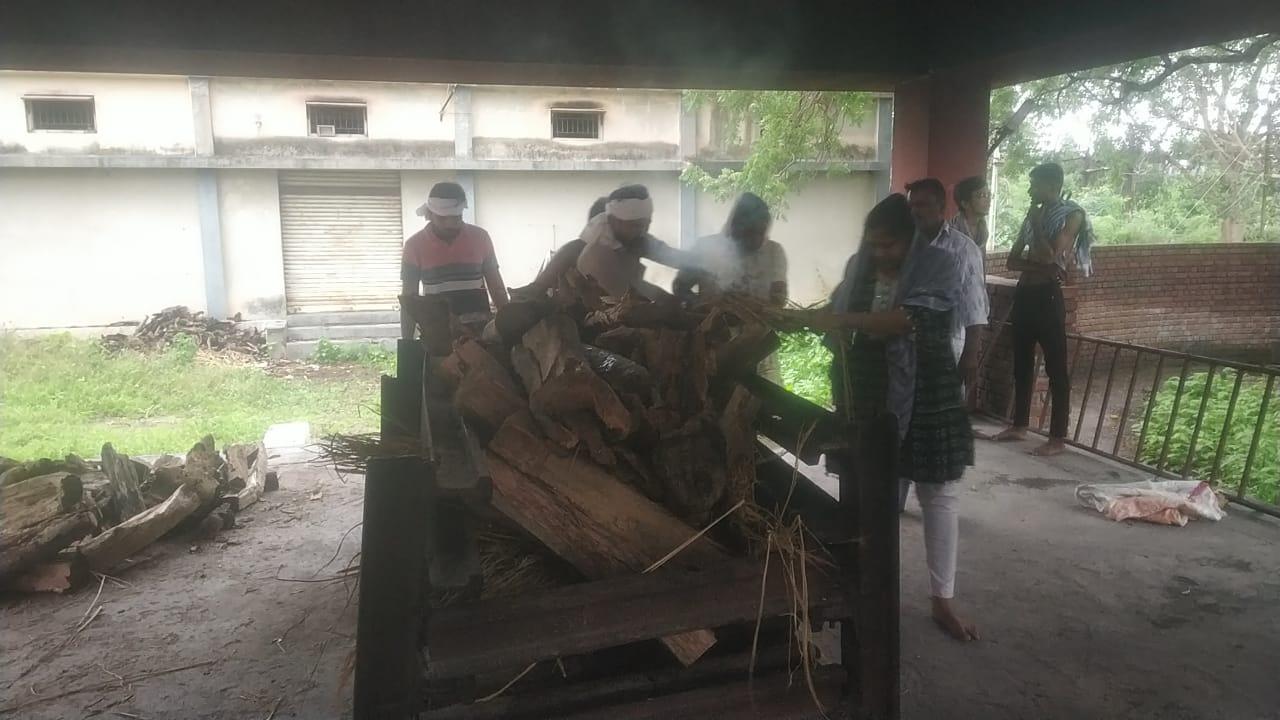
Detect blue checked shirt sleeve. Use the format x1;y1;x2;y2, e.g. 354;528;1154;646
956;239;989;328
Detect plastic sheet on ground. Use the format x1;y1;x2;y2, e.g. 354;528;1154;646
1075;480;1227;527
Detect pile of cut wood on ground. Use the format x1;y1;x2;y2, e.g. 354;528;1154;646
101;305;267;357
401;271;828;666
0;438;276;594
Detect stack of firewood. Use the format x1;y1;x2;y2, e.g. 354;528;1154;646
398;270;822;666
0;438;275;593
101;305;266;357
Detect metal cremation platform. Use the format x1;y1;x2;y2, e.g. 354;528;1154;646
353;339;899;720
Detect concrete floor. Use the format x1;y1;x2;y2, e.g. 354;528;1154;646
899;418;1280;720
3;430;1278;719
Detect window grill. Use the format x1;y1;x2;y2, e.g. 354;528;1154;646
551;109;603;139
25;97;96;132
307;103;367;136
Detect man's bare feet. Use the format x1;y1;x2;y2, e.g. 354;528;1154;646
991;426;1027;442
1031;438;1066;456
931;596;979;642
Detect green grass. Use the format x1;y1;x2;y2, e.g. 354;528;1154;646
0;334;383;460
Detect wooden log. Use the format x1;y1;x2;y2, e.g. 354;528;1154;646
487;414;725;666
718;384;761;511
561;412;616;466
582;345;652;396
1;457;79;488
494;299;553;346
454;370;527;438
78;483;201;572
0;472;96;583
144;454;186;506
226;442;269;512
522;316;631;437
100;444;147;520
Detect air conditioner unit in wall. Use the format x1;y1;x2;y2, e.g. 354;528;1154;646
316;124;336;137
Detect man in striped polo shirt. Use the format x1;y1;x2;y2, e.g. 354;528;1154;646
400;182;509;338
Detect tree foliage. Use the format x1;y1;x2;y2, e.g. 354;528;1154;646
991;33;1279;245
680;90;874;209
685;35;1279;246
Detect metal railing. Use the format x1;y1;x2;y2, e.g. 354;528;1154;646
987;330;1279;518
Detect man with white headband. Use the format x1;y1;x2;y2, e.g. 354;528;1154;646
528;184;701;299
401;181;508;337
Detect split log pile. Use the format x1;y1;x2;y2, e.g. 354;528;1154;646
0;438;275;594
403;271;816;666
101;305;266;357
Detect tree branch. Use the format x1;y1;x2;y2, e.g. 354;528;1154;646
1097;33;1278;104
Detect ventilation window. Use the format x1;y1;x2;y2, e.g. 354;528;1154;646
307;102;367;136
25;96;96;132
551;109;603;139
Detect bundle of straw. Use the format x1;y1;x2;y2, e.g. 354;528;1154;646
316;432;427;477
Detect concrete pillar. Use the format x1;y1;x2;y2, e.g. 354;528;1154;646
677;92;697;248
890;72;991;213
456;170;477;225
196;169;227;318
188;77;214;156
452;85;473;160
874;96;894;201
188;76;226;317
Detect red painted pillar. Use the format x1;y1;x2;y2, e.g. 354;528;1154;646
890;71;991;213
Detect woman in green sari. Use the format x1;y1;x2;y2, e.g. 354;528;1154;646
829;193;978;641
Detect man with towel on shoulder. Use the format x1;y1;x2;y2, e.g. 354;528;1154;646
400;181;509;338
528;184;704;299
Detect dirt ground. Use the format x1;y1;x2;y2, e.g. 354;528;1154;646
4;425;1279;719
1;447;363;720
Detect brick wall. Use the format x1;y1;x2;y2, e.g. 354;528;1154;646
985;244;1280;354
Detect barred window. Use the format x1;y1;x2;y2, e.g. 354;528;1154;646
307;103;367;136
25;96;96;132
551;109;603;139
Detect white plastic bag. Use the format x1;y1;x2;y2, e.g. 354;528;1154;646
1075;480;1226;526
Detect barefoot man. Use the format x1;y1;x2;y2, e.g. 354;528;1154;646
994;163;1091;456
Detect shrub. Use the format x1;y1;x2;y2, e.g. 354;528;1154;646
1136;371;1279;504
312;338;395;372
778;331;833;408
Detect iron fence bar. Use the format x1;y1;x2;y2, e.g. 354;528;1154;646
1135;354;1166;465
1180;365;1218;479
1156;359;1192;472
1062;332;1280;376
1213;370;1245;486
1091;345;1122;449
1073;341;1102;443
1239;374;1276;499
1112;349;1141;456
1043;336;1083;432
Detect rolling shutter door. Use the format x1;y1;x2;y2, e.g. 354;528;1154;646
279;171;403;313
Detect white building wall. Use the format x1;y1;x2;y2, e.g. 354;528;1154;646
695;175;875;304
209;78;454;142
0;71;195;154
471;171;682;289
217;170;286;321
0;169;205;328
471;86;680;147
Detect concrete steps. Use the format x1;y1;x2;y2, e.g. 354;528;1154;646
283;311;401;360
